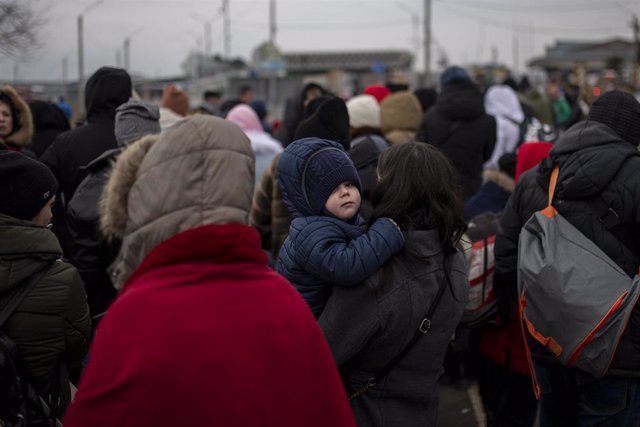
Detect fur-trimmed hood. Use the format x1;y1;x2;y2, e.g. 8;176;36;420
482;169;515;193
0;85;33;148
100;115;255;289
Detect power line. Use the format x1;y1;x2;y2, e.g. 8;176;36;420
440;0;636;13
440;3;628;35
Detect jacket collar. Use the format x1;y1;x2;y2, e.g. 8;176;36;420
122;224;268;292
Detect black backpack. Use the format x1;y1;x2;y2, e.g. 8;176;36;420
0;262;61;427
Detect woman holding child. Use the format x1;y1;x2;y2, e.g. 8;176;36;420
318;142;470;427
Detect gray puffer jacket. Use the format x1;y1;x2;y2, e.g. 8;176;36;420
319;230;468;427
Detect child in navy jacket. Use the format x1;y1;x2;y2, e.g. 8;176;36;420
277;138;404;317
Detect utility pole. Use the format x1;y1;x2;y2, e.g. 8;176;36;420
269;0;277;107
633;14;639;92
223;0;231;58
423;0;431;85
205;21;212;55
124;37;131;71
270;0;276;44
116;49;122;68
62;57;69;99
77;14;84;115
12;63;18;83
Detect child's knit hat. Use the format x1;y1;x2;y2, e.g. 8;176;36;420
304;147;361;215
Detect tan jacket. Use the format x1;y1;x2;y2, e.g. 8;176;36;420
250;153;292;261
100;116;255;288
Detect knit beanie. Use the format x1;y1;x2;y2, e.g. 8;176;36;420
587;90;640;145
347;95;381;130
115;99;161;146
440;66;471;87
304;146;362;215
161;84;190;117
294;97;351;150
0;151;58;220
364;85;391;104
380;91;423;135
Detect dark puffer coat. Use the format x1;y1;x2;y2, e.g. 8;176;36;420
496;121;640;374
0;214;91;410
276;138;404;317
416;83;496;201
27;100;70;159
66;148;121;318
41;68;131;254
319;230;469;427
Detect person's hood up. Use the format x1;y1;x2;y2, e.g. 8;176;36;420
85;67;132;122
436;83;485;121
227;104;264;133
380;91;422;135
0;85;33;147
100;115;254;288
29;100;70;132
537;120;638;200
277;137;346;218
484;84;524;123
294;97;350;149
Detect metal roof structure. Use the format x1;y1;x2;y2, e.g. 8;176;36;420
283;50;413;73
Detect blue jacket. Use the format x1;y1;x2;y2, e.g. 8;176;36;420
277;138;404;317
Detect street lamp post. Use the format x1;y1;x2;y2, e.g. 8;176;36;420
124;27;143;72
77;0;104;118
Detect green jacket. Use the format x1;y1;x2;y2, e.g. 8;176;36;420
0;213;90;405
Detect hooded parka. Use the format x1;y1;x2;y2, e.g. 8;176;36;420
496;120;640;374
417;83;497;200
65;116;356;427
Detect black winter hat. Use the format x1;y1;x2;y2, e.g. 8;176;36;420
294;97;351;150
0;151;58;220
304;147;362;215
588;90;640;145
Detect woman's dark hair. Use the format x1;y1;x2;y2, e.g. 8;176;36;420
370;142;466;251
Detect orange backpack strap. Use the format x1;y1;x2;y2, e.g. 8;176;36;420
542;166;559;218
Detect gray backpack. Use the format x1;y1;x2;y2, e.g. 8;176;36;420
517;165;640;398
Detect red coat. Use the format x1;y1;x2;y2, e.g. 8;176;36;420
65;224;355;427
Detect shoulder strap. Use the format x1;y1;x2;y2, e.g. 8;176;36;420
348;258;450;400
0;261;54;329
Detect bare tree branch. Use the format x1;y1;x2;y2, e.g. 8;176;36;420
0;1;44;59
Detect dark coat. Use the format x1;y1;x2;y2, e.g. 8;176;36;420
319;230;469;427
276;138;404;317
27;100;70;159
349;134;389;220
41;67;131;254
464;170;514;220
0;214;91;410
66;149;121;318
250;153;292;261
416;84;496;201
496;121;640;375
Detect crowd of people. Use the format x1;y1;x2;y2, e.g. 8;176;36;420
0;63;639;427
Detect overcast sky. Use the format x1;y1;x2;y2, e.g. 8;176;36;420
1;0;638;81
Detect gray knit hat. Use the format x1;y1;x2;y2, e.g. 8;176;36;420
114;99;161;146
